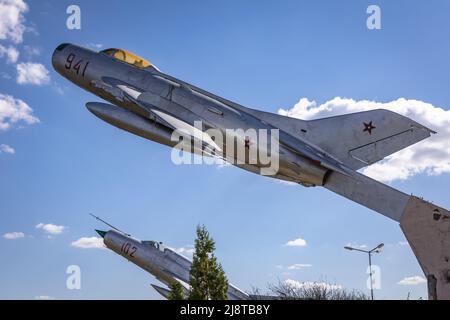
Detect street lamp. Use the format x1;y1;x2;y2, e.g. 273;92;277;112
344;243;384;300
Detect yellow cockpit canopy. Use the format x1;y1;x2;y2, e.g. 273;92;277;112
101;48;153;69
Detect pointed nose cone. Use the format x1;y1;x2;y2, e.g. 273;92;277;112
52;43;71;74
95;229;107;238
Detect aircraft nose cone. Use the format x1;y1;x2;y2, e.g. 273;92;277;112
52;43;71;74
95;230;107;238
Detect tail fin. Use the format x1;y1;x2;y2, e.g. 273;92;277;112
324;170;450;300
304;109;434;169
400;197;450;300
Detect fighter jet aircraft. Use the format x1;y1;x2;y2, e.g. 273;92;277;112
53;44;450;299
95;225;249;300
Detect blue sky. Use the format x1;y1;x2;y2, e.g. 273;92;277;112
1;0;450;299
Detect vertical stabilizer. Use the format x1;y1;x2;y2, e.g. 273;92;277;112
324;172;450;299
400;197;450;300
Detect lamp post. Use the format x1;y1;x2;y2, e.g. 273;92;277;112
344;243;384;300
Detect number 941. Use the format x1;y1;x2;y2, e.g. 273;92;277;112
65;53;89;77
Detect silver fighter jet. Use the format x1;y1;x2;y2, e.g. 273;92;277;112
53;44;450;299
96;228;249;300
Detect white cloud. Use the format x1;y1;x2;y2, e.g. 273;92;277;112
0;93;39;131
284;279;342;291
398;241;409;246
23;45;40;57
287;263;312;270
36;223;65;235
0;143;15;154
345;243;368;250
16;62;50;85
172;246;195;257
278;97;450;183
398;276;427;286
1;71;11;79
71;237;105;249
0;44;19;63
53;82;65;95
34;295;54;300
276;180;297;186
3;231;25;239
284;237;307;247
0;0;28;44
86;43;103;50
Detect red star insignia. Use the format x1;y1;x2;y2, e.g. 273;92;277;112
363;121;376;135
244;136;251;149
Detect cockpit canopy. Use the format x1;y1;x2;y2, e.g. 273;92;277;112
101;48;153;69
142;240;165;252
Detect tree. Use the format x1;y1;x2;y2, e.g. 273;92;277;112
188;225;229;300
168;281;185;300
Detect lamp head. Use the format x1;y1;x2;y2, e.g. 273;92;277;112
373;243;385;253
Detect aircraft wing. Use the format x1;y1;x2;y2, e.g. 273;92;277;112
97;77;223;154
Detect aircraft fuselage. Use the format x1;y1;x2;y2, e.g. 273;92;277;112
52;43;329;186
